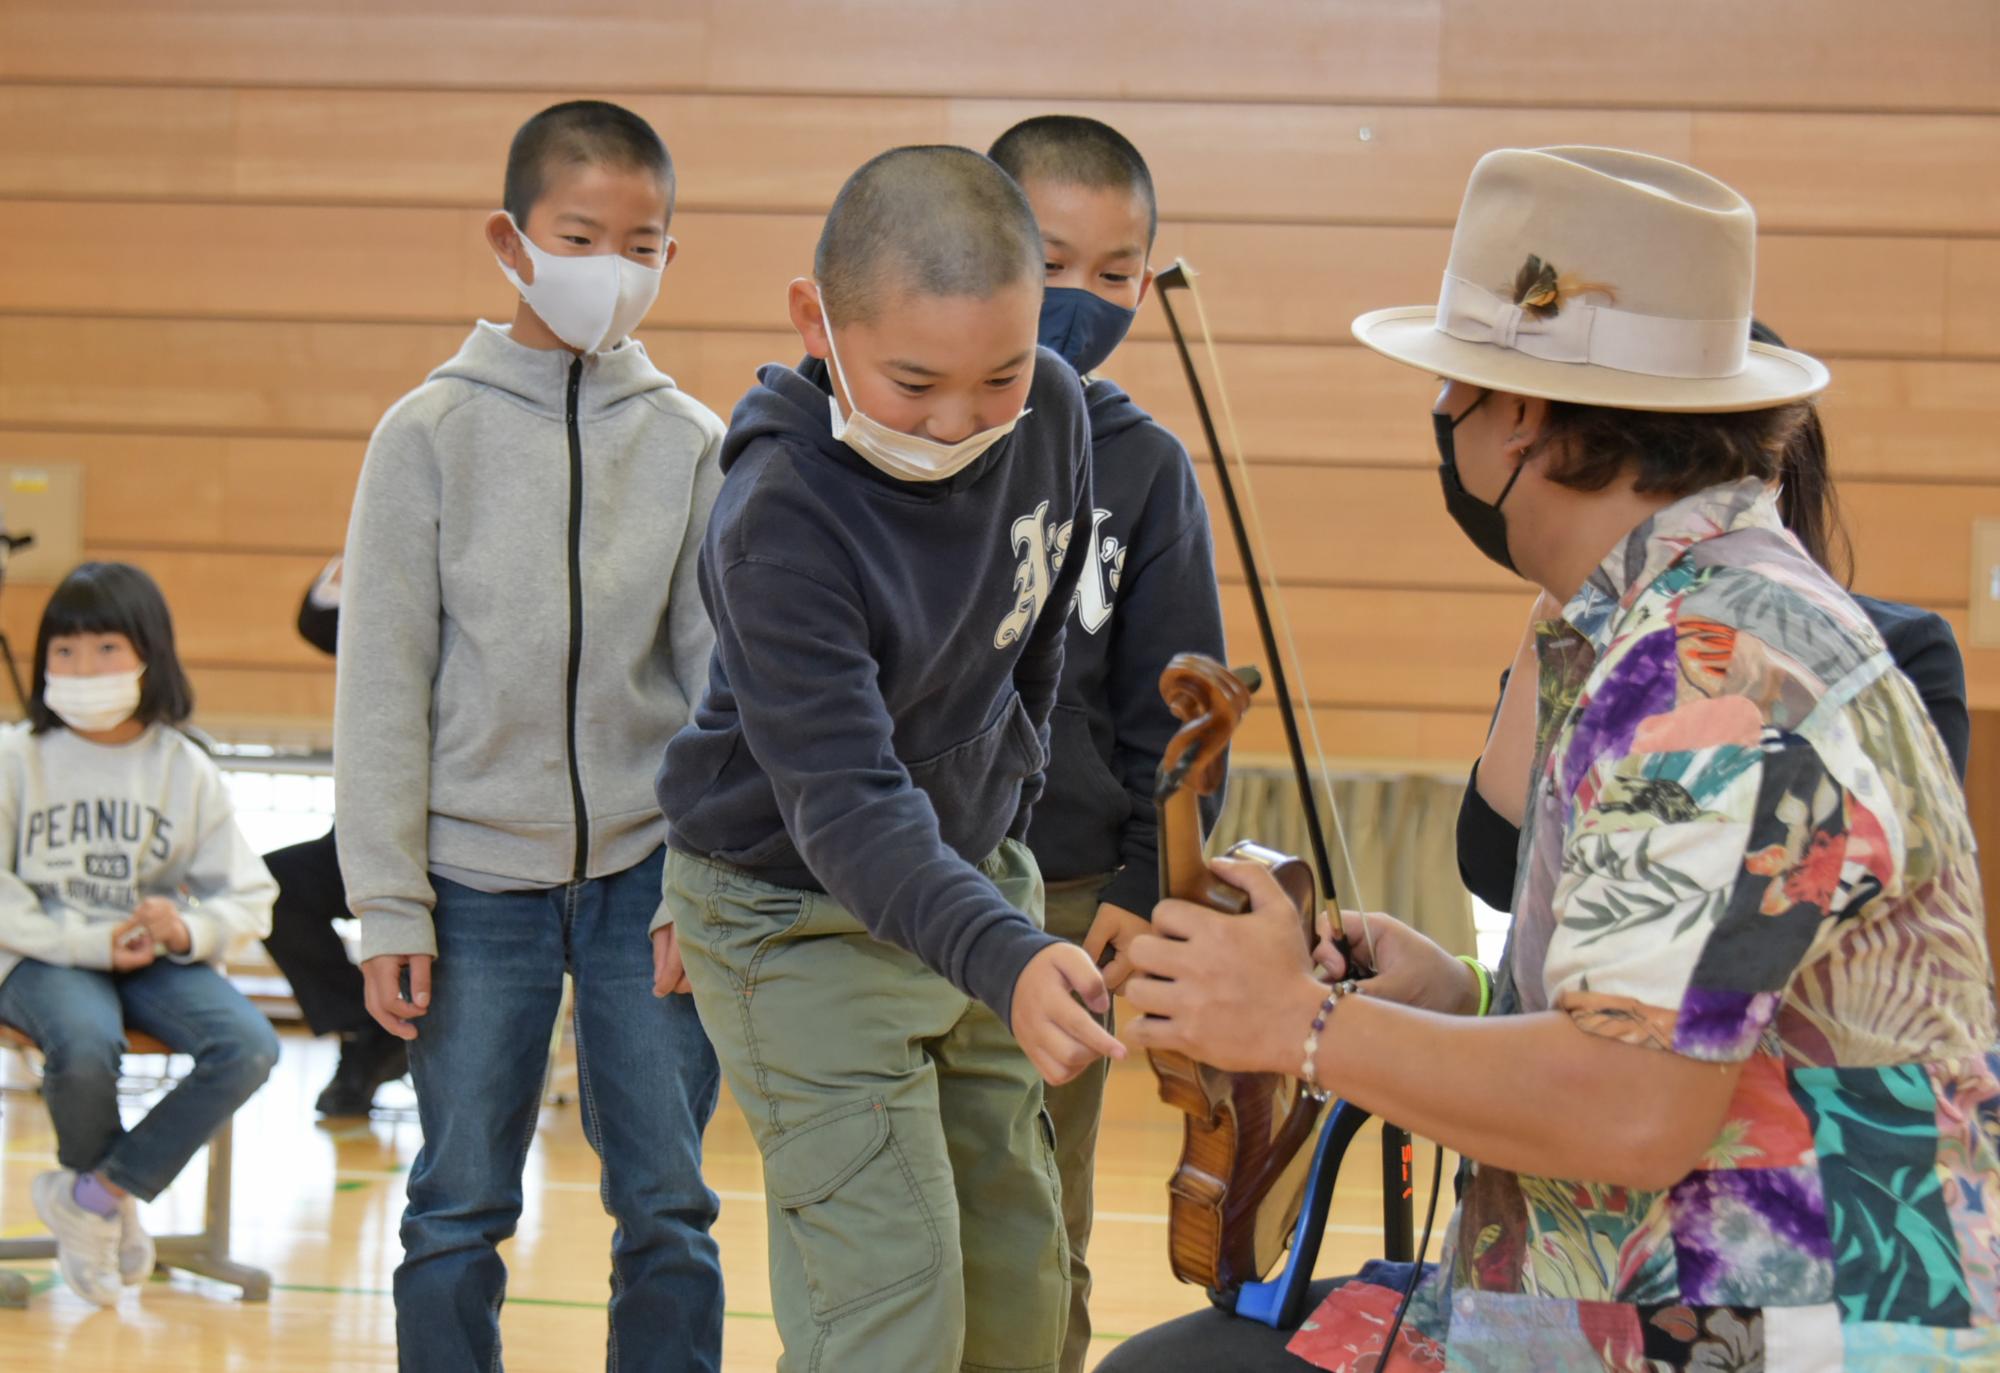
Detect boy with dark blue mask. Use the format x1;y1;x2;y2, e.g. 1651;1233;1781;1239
989;114;1227;1373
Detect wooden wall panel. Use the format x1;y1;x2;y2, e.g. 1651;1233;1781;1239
8;2;1997;111
0;544;1510;763
2;433;1978;634
1219;586;1532;714
0;2;1446;103
1121;349;2000;483
0;315;471;436
1807;362;2000;485
0;3;717;93
1;322;1988;551
1950;245;2000;358
186;665;335;729
0;549;329;669
1434;0;2000;113
11;203;1998;363
10;318;1993;486
1688;113;2000;237
0;550;1526;715
0;89;1988;240
7;90;1999;239
0;0;1992;762
0;424;1976;623
0;432;359;553
1194;466;2000;610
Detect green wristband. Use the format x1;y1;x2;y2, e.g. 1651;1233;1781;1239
1456;954;1493;1017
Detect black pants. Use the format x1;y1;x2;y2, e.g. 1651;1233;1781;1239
1096;1261;1433;1372
1094;1280;1342;1372
260;826;370;1038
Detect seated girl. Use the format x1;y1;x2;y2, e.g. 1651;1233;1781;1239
0;562;279;1306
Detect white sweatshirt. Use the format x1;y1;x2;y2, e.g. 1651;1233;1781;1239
0;722;276;987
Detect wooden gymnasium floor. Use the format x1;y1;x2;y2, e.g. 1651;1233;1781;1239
0;1023;1450;1371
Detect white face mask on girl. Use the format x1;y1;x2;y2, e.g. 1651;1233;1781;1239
819;289;1030;484
496;214;665;355
44;668;143;734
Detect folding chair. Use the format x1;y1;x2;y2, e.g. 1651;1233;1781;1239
0;1021;270;1306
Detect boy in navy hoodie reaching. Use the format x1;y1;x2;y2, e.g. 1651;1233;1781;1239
655;145;1120;1373
990;114;1228;1373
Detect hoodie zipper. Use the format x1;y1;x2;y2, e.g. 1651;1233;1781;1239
564;356;589;883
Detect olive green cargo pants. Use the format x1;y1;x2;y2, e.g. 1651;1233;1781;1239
665;840;1068;1373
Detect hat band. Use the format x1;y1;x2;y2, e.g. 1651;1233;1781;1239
1436;272;1749;380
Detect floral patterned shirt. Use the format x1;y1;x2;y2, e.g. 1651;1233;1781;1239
1308;478;1999;1371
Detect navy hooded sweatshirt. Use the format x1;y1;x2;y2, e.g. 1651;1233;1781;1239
1026;378;1226;915
657;348;1093;1021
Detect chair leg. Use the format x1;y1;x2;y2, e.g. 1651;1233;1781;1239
1;1039;42;1093
0;1267;30;1309
151;1121;271;1301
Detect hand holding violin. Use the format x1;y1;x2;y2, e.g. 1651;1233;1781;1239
1122;857;1328;1077
1314;908;1484;1018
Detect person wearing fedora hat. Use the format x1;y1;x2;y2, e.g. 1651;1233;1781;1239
1456;318;1970;921
1102;149;1998;1372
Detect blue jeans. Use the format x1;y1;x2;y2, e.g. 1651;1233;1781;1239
0;956;280;1201
397;849;723;1373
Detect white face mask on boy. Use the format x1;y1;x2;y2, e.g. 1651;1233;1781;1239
43;668;143;734
495;214;664;355
818;288;1030;483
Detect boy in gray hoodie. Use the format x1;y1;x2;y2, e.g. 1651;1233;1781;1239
334;101;725;1373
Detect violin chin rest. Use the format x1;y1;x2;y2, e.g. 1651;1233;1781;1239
1217;841;1317;945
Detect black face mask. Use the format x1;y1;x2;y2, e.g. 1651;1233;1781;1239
1434;389;1524;575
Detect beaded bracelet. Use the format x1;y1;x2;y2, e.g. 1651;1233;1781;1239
1456;954;1493;1017
1300;979;1359;1099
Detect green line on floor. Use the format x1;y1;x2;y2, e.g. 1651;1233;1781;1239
0;1268;1135;1339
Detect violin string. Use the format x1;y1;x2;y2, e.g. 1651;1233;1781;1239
1176;261;1380;972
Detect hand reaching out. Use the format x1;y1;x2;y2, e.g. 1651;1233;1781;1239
1010;943;1126;1085
1080;901;1150;993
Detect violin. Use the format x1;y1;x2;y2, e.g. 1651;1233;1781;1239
1147;654;1327;1292
1145;260;1414;1293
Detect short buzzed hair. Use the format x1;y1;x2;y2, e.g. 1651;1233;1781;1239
814;145;1043;325
503;100;675;224
988;115;1158;246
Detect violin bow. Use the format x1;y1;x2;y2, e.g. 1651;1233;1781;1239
1151;257;1414;1265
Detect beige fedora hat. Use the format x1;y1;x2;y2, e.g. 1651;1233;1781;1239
1352;146;1829;412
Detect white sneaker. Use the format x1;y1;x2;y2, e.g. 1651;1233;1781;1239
30;1169;124;1306
117;1195;154;1287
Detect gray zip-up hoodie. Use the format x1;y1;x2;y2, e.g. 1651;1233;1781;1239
336;322;724;960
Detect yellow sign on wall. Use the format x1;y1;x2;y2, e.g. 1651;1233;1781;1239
0;464;84;586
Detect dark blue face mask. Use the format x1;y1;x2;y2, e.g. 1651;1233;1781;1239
1038;286;1138;375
